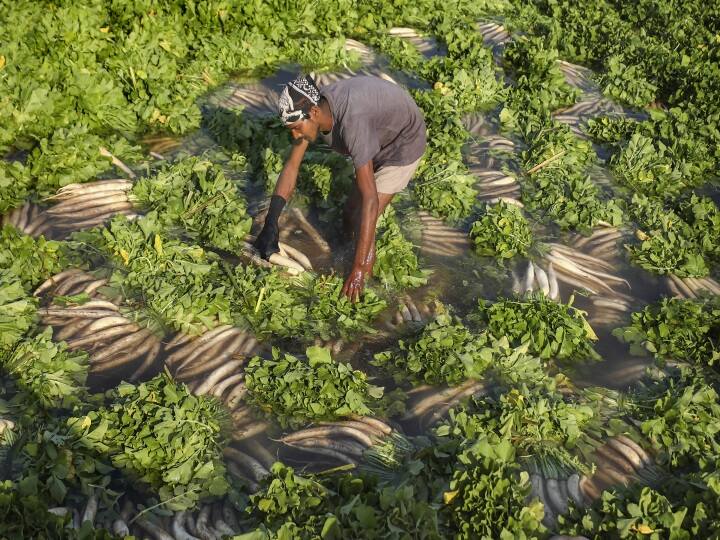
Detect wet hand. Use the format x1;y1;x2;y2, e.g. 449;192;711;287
342;265;368;303
254;222;280;260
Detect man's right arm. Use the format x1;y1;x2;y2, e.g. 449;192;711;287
274;138;309;201
254;138;308;259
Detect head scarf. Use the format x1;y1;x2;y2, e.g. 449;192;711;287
278;74;321;125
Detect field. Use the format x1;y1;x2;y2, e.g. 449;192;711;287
1;0;720;538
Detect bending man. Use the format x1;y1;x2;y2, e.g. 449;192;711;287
254;74;426;301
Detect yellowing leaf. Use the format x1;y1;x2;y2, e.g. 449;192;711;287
583;318;598;340
119;249;130;265
443;490;458;504
80;416;92;429
633;524;654;535
154;234;163;256
0;55;5;70
99;27;110;33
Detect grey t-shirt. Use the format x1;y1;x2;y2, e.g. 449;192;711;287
319;76;426;171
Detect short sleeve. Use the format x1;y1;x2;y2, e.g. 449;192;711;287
340;115;380;170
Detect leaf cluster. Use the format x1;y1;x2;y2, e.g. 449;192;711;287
470;201;533;260
613;297;720;369
372;313;494;386
0;225;67;292
373;208;429;289
244;346;383;429
132;157;252;252
68;374;229;510
476;294;601;363
0;271;37;354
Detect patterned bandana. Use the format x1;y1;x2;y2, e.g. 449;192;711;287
278;74;321;125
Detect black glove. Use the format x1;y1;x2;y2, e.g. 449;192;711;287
254;195;286;259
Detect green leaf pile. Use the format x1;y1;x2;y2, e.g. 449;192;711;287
245;346;383;429
469;201;533;260
68;374;229;510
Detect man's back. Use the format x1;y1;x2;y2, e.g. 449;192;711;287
320;76;426;171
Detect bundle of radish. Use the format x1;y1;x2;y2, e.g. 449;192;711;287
278;416;394;468
38;300;162;381
475;171;522;202
476;21;511;48
570;226;627;259
34;268;109;299
665;274;720;299
556;60;599;94
173;502;240;539
589;293;638;326
164;325;258;385
268;241;313;275
30;179;138;238
512;261;560;301
230;406;269;443
384;295;437;331
418;210;469;256
224;444;272;491
402;379;488;431
1;201;44;236
579;435;653;503
542;243;630;297
530;472;587;526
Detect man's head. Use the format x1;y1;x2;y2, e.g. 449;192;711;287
278;74;329;143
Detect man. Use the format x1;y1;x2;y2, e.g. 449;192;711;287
254;74;426;301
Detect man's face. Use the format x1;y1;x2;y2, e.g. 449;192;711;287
287;108;321;143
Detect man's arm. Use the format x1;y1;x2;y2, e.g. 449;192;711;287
342;160;378;302
254;138;308;259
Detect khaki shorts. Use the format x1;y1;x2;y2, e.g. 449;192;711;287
374;158;422;194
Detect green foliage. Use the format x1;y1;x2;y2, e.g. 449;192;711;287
614;297;720;368
0;161;32;214
71;215;233;335
584;116;642;144
0;479;113;539
622;373;720;473
520;125;620;233
245;346;383;429
0;271;37;354
502;36;580;131
610;133;689;198
304;274;387;341
470;201;533;260
68;374;229;510
373;208;429;289
0;225;67;292
559;486;703;539
412;160;477;222
437;386;597;476
625;194;715;277
1;329;88;410
445;450;546;539
597;55;658;108
27;126;141;198
373;313;494;386
131;157;252;252
476;295;601;363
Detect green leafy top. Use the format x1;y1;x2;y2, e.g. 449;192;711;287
0;225;67;292
245;346;383;429
613;297;720;369
372;313;495;386
0;270;37;354
470;201;533;260
476;294;601;363
131;157;252;252
1;329;88;410
373;208;430;289
68;374;229;510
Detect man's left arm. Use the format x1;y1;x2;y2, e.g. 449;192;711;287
342;160;377;302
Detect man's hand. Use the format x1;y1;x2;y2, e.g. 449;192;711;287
253;220;280;260
342;264;370;303
253;195;286;260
